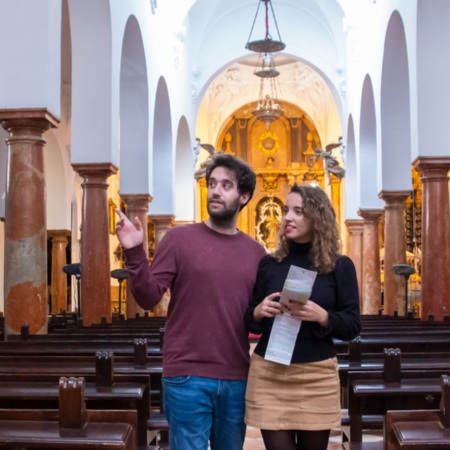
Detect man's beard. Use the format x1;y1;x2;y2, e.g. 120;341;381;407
207;197;241;223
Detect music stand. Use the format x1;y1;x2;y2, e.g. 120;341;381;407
391;264;416;314
111;268;129;315
62;263;81;317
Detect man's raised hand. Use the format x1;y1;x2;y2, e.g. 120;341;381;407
114;208;144;249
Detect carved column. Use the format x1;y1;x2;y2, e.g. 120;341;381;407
345;219;364;305
149;214;174;317
379;191;411;315
121;194;152;319
358;209;383;314
72;163;118;326
413;157;450;320
48;230;70;314
0;108;59;336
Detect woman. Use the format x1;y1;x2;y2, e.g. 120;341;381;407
244;184;361;450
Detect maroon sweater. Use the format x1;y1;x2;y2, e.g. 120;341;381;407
124;222;266;380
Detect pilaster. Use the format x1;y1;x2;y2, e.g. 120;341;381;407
345;219;364;305
358;208;384;314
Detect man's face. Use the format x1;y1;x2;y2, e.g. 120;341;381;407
206;166;248;222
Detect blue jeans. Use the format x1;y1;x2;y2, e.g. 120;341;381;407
162;376;247;450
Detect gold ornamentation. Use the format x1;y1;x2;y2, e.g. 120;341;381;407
255;197;283;251
258;131;280;154
262;174;279;191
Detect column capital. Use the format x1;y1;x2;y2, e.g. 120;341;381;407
345;219;364;234
413;156;450;181
47;230;72;242
72;163;118;179
121;194;153;213
149;214;175;227
0;108;60;132
357;208;384;222
378;190;412;203
48;229;71;239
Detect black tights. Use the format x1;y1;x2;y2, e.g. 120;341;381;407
261;429;331;450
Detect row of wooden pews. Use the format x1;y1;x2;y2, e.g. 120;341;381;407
0;314;169;449
340;313;450;449
0;376;137;449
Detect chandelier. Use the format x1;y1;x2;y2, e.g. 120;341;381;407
245;0;285;54
251;53;284;129
246;1;285;129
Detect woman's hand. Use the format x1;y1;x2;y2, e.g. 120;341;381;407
288;299;329;328
253;292;283;322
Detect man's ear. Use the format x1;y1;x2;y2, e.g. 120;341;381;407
240;192;250;206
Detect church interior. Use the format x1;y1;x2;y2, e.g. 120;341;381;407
0;0;450;448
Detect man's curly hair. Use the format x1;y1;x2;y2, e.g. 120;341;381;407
273;184;341;274
205;153;256;211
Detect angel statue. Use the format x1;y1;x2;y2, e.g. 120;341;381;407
314;142;346;181
194;143;224;180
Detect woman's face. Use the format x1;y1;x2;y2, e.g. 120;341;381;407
282;192;313;243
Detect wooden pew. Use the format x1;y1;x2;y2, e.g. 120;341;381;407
0;351;152;446
0;376;139;449
384;374;450;449
1;321;169;447
0;349;163;445
346;348;449;444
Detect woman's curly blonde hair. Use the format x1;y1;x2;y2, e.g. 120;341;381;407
273;184;341;274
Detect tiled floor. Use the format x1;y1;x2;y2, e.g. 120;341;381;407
243;426;383;449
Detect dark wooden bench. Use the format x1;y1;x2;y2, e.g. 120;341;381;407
346;348;449;443
0;376;140;449
0;349;164;446
384;374;450;449
0;350;152;446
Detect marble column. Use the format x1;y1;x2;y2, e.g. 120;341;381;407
48;230;70;314
358;209;384;315
72;163;118;326
149;214;174;317
413;157;450;320
379;191;411;316
120;194;152;319
345;219;364;306
0;108;59;336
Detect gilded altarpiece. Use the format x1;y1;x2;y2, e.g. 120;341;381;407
196;102;336;251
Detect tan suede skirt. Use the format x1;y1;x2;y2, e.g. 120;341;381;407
245;353;341;430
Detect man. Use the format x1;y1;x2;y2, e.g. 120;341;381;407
115;153;266;450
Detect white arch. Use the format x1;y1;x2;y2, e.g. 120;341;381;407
359;75;384;209
175;117;195;221
151;77;174;215
119;15;150;195
345;114;359;218
380;11;411;190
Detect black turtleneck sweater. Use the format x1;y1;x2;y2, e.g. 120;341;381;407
244;242;361;364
